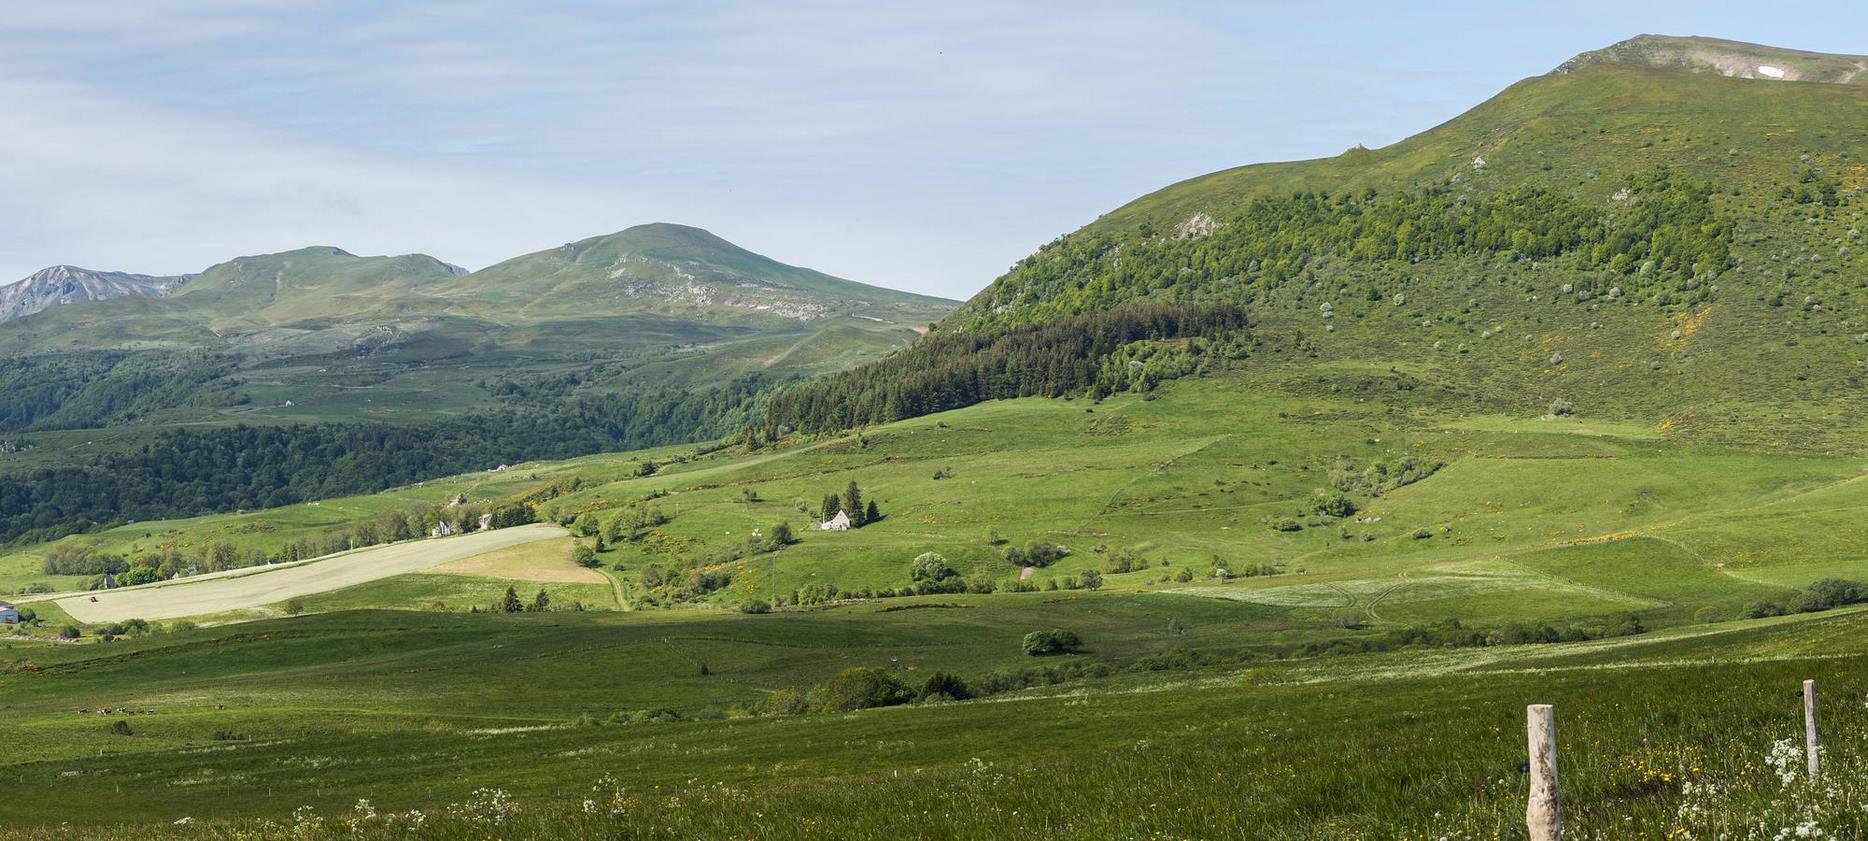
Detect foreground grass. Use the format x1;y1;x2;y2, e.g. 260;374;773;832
3;604;1866;838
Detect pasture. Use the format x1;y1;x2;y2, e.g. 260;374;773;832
47;525;567;623
0;598;1863;838
5;368;1868;837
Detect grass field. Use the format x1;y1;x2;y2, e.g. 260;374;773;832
45;525;567;623
7;366;1861;637
2;368;1865;836
0;596;1863;838
427;537;603;584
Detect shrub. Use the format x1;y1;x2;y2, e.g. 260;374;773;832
1005;541;1069;568
1022;628;1082;656
109;720;133;737
1744;578;1868;618
283;599;305;616
754;687;810;717
910;552;955;582
57;625;80;640
1549;398;1576;416
572;543;599;568
918;671;973;702
814;667;914;713
738;599;772;615
1311;490;1357;518
1101;546;1139;574
611;707;683;725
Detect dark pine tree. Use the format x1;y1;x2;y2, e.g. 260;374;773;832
844;481;864;526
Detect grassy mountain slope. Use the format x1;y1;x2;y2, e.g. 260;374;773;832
451;223;949;322
801;40;1861;453
1065;38;1867;241
0;227;954;467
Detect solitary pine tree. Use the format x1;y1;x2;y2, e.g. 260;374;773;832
844;481;864;526
864;499;880;525
530;590;550;612
501;586;522;613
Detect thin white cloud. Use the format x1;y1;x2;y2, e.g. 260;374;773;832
14;1;1848;296
0;79;632;277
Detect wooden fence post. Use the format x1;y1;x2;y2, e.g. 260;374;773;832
1804;679;1820;778
1527;703;1559;841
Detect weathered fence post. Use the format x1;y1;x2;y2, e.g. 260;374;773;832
1526;703;1560;841
1804;679;1820;778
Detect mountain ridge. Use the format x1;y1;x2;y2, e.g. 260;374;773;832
1553;34;1868;85
771;34;1868;455
0;265;193;324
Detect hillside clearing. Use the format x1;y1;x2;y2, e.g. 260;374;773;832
424;536;601;583
54;524;566;623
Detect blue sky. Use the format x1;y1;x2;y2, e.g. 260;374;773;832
2;1;1865;299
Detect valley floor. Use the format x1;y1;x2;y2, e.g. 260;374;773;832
4;370;1867;837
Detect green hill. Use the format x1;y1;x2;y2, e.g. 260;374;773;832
1;225;950;360
0;226;953;545
777;37;1868;453
0;225;952;447
10;36;1868;838
451;223;949;322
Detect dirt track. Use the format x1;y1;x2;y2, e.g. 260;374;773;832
58;524;567;623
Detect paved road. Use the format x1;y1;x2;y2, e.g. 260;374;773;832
58;524;568;623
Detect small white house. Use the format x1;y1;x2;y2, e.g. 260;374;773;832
818;510;853;531
0;601;20;624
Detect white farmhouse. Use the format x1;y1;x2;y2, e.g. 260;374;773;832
818;510;853;531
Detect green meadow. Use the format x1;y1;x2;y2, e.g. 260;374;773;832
9;40;1868;838
3;363;1867;837
1;599;1863;839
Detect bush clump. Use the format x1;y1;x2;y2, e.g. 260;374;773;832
1745;578;1868;618
1022;628;1082;656
815;667;914;713
918;671;973;702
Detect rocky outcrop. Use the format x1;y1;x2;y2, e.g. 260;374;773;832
0;265;192;323
1555;35;1868;86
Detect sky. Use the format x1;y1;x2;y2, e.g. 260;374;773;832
3;1;1867;300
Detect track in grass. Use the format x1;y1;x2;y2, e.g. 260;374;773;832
55;524;567;623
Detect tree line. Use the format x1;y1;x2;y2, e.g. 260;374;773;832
0;351;244;432
759;302;1248;436
0;375;770;546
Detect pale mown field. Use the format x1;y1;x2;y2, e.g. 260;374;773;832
427;537;602;583
51;524;567;623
